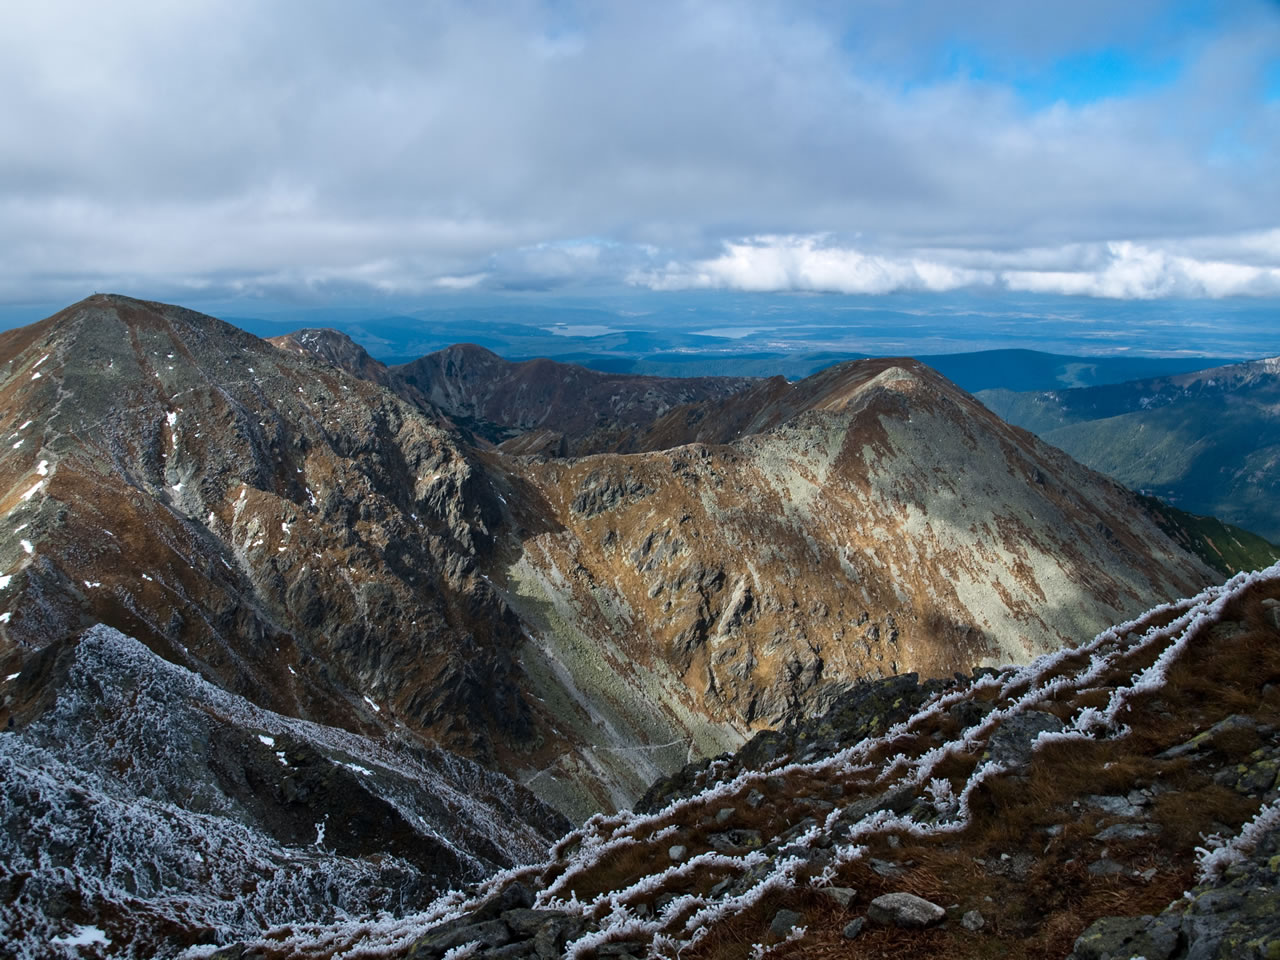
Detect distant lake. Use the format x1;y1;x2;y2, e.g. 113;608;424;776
544;324;619;337
693;326;769;339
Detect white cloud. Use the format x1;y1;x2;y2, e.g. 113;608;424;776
0;1;1276;304
633;235;1280;299
631;235;993;294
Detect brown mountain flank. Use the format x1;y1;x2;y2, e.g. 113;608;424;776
0;295;1217;823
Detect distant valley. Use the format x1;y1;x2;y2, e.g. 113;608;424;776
980;358;1280;544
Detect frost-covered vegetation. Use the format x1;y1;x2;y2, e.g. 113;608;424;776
258;560;1280;959
0;626;561;958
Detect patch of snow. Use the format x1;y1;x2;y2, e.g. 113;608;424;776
0;613;10;624
363;695;382;713
0;575;11;589
275;751;288;766
141;574;152;581
20;540;32;554
20;480;43;501
32;354;49;369
18;420;31;430
171;482;182;492
51;925;108;948
10;441;20;449
30;372;40;381
343;762;374;777
4;670;17;679
83;580;101;588
258;734;275;747
287;665;296;676
35;460;48;476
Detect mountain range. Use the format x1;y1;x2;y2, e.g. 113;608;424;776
980;358;1280;543
0;294;1273;957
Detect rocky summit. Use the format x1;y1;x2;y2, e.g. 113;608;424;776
0;294;1270;958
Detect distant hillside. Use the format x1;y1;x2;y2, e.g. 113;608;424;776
980;358;1280;542
610;349;1233;393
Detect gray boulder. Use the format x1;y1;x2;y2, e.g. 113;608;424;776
867;892;946;928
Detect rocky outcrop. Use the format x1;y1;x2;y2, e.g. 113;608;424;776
392;343;760;455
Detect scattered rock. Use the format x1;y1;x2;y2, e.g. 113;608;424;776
867;892;946;929
1093;822;1162;842
668;845;687;861
715;806;735;824
1084;794;1143;818
985;711;1065;770
961;909;985;932
817;887;857;909
1157;714;1258;760
769;909;804;937
1069;914;1180;960
842;917;865;940
869;858;905;878
707;829;763;852
1086;858;1124;877
406;918;511;959
746;789;766;809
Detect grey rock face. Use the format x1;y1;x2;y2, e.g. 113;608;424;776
1071;819;1280;960
769;909;805;937
985;710;1065;770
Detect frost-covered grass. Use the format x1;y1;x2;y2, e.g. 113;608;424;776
302;562;1280;960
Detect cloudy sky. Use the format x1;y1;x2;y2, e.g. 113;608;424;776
2;0;1278;308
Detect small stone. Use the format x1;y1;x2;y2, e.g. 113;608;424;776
818;887;857;909
715;806;735;824
842;917;865;940
746;789;765;809
961;909;985;931
708;829;763;852
1084;795;1142;818
1094;822;1162;842
867;892;946;928
1087;858;1124;877
769;909;804;938
1043;824;1065;837
668;845;687;861
869;858;904;877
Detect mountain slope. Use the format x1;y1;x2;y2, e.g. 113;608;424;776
0;295;1223;829
494;360;1213;746
0;625;567;959
225;560;1280;960
978;358;1280;541
392;344;761;455
0;294;538;761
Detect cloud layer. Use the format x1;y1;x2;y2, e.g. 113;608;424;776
1;1;1277;303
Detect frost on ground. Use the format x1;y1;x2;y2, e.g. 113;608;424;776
283;561;1280;960
0;626;565;959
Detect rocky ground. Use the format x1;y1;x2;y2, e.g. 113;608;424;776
201;562;1280;959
